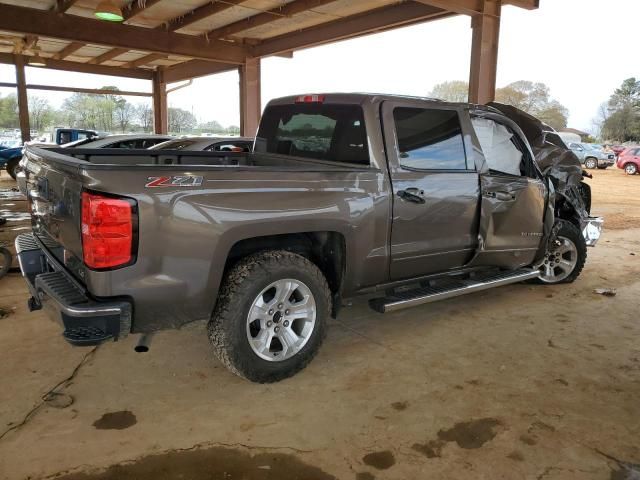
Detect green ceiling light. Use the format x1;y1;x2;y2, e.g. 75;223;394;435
94;1;124;22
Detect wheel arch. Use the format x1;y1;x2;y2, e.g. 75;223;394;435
221;231;347;316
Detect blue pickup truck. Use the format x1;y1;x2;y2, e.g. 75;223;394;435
1;128;97;179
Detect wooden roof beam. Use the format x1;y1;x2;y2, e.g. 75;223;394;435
54;41;84;60
89;47;128;64
0;4;247;64
207;0;337;40
125;52;167;68
413;0;483;16
163;59;236;83
503;0;540;9
164;0;246;32
252;1;451;58
123;0;164;21
54;0;79;14
0;52;153;79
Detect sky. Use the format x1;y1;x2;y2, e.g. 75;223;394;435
0;0;638;132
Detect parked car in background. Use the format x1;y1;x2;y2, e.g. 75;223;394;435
64;134;174;149
0;138;22;149
616;147;640;175
53;128;98;145
0;145;24;179
5;134;174;180
567;142;615;169
149;136;254;152
611;145;627;158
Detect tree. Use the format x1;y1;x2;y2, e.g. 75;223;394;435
495;81;569;130
198;120;224;133
535;100;569;131
429;81;469;102
0;93;18;128
28;95;54;132
114;97;135;133
601;78;640;142
168;107;197;133
135;103;153;132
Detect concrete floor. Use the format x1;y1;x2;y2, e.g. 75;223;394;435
0;170;639;480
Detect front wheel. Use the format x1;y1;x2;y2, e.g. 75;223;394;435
624;163;638;175
584;158;597;169
208;250;331;383
534;220;586;284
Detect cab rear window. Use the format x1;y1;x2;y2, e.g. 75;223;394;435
256;104;369;165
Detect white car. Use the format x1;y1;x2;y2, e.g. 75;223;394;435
63;134;174;149
150;136;254;152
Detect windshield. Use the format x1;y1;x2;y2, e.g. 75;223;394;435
0;139;21;148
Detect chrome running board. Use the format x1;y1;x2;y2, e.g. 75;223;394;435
369;269;540;313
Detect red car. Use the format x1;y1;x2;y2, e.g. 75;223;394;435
616;147;640;175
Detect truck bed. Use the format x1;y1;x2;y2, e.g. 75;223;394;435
34;146;372;171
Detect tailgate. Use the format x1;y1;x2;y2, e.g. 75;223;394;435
22;146;86;275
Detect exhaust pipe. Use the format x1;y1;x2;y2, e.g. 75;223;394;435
134;333;154;353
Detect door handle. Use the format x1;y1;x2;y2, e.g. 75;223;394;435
485;191;516;201
397;188;426;204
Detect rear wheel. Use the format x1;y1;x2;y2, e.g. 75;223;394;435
534;220;586;284
584;158;597;169
6;157;20;180
208;250;331;383
624;163;638;175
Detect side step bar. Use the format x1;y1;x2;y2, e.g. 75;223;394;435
369;269;540;313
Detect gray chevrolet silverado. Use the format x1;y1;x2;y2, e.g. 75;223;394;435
15;94;603;382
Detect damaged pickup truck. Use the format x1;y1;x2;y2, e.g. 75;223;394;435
15;94;603;383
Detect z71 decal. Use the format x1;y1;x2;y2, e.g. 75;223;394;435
145;176;204;188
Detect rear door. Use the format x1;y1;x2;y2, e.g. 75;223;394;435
468;112;547;268
381;101;480;280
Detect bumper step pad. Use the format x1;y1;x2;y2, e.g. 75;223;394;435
63;326;113;345
15;233;132;347
370;268;540;313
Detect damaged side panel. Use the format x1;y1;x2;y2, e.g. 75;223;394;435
470;174;546;268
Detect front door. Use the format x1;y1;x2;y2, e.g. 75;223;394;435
382;102;480;280
468;114;547;268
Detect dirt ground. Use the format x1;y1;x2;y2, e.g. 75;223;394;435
0;168;638;480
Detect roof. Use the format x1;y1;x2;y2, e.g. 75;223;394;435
0;0;538;82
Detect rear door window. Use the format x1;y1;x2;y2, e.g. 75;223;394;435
393;107;468;170
256;104;369;165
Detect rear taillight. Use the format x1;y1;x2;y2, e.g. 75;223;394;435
81;191;136;270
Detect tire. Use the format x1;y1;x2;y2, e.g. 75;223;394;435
624;163;638;175
584;158;597;170
6;157;20;180
0;248;11;279
208;250;331;383
533;219;586;285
